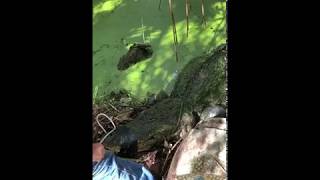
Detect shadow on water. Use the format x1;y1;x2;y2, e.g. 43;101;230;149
93;0;226;101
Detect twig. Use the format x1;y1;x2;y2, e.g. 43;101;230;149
185;0;190;37
96;113;117;144
108;102;120;112
201;0;206;26
93;86;99;104
141;17;145;43
168;0;179;62
158;0;162;10
161;137;183;175
177;102;183;126
162;156;173;179
213;156;226;173
212;127;227;131
113;116;120;121
170;137;182;151
197;125;227;131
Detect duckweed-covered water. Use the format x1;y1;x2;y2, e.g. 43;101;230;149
93;0;226;102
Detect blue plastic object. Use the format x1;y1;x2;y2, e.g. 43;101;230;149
93;152;154;180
